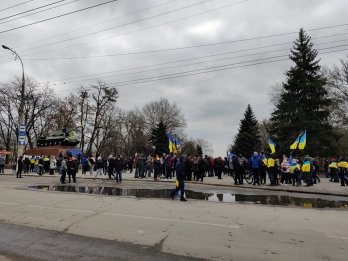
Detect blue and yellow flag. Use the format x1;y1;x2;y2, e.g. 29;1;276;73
301;160;311;172
268;138;276;154
290;135;300;150
167;133;180;153
298;131;306;150
167;133;174;153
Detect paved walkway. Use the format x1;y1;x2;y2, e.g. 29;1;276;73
1;169;348;197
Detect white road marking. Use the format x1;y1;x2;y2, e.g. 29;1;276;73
0;201;20;206
327;235;348;240
104;212;240;229
0;201;239;229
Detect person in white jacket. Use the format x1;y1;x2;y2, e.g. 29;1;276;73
280;156;290;185
49;156;57;175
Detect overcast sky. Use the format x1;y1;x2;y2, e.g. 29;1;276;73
1;0;348;156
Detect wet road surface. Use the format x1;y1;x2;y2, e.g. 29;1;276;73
0;223;203;261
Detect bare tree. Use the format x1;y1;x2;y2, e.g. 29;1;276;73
326;58;348;126
142;97;186;134
77;88;90;153
269;82;284;105
0;76;55;150
85;81;118;155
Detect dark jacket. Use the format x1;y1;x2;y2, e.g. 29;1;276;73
67;158;78;173
232;156;241;171
17;158;24;171
96;159;104;169
114;158;123;171
176;157;186;181
153;158;162;172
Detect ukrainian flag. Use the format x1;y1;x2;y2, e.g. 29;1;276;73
268;138;276;154
167;133;174;153
290;135;300;150
298;131;306;150
301;161;311;172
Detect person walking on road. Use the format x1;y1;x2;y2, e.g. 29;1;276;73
169;155;187;201
16;156;23;178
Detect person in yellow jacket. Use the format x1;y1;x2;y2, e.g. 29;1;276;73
328;159;339;183
337;157;348;187
30;156;35;172
267;154;277;186
289;159;301;186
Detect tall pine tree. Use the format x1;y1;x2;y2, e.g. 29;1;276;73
149;121;169;155
270;29;334;156
231;104;261;158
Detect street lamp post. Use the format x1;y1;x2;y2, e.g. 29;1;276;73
2;45;26;158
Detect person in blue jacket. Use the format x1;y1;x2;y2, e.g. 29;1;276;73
250;152;262;185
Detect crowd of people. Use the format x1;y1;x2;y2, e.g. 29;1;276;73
1;151;347;189
229;152;348;187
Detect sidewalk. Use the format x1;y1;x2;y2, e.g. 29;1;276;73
2;169;348;197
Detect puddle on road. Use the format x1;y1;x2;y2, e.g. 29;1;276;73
28;185;348;209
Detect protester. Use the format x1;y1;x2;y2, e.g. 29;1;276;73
169;155;187;201
94;156;104;179
0;154;5;174
267;154;277;186
337;157;348;187
49;156;57;175
289;159;301;186
60;156;67;184
114;155;123;182
328;159;339;182
16;156;23;178
301;156;313;186
67;154;78;183
215;156;224;180
232;154;241;185
146;155;153;178
280;156;290;185
107;155;115;179
260;152;267;184
250;152;261;185
153;154;162;181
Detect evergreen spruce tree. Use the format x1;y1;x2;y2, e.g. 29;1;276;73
231;104;261;158
149;121;169;155
269;29;334;156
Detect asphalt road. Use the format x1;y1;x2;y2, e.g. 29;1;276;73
0;175;347;261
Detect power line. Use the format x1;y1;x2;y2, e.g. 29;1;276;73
17;0;249;56
20;22;348;60
25;34;348;61
52;46;348;95
48;41;348;86
12;0;173;49
15;0;214;52
0;0;119;34
0;0;35;13
0;0;67;21
0;0;79;26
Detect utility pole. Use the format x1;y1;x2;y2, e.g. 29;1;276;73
2;45;26;158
